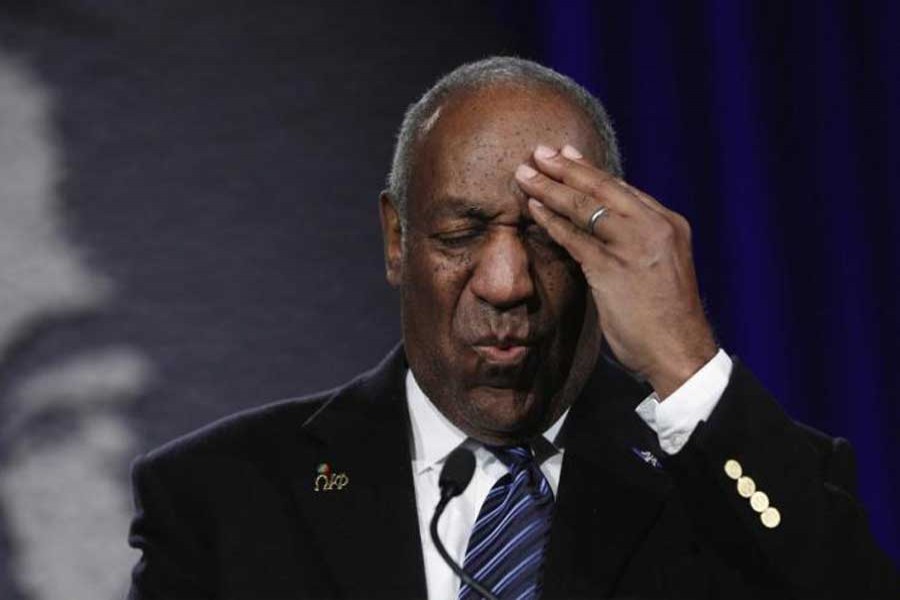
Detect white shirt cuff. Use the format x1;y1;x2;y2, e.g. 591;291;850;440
634;349;733;455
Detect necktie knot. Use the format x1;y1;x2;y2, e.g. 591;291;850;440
488;444;534;471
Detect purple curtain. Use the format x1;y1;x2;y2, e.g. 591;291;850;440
523;0;899;563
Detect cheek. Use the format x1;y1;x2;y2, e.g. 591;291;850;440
535;257;584;313
403;240;473;317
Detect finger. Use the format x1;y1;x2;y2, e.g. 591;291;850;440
615;178;669;215
582;205;624;244
550;144;679;223
531;145;690;256
555;145;662;222
515;163;632;241
526;198;613;267
559;143;593;165
530;145;650;218
613;178;693;241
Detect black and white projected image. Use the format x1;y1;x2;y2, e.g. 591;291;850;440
0;50;150;599
0;2;517;598
3;1;899;598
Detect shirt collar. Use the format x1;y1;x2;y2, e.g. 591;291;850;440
405;369;568;475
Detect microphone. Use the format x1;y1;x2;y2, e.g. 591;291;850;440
430;446;499;600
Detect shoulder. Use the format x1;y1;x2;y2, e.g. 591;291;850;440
795;421;858;493
130;392;331;497
730;358;855;463
706;357;859;492
139;393;327;467
134;344;407;480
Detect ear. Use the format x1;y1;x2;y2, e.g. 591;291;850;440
379;190;403;287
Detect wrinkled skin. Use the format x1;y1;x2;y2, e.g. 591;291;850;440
379;83;717;445
518;146;717;400
380;84;605;445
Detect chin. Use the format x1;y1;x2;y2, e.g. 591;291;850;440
465;385;553;441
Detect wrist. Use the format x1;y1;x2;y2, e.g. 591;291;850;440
647;339;718;400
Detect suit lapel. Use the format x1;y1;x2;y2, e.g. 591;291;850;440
542;359;673;599
280;347;671;599
286;346;428;599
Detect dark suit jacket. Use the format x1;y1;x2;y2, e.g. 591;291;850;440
127;345;899;599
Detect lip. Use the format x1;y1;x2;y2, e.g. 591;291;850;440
472;344;531;366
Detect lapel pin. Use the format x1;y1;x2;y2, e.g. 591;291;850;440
631;447;662;470
314;462;350;492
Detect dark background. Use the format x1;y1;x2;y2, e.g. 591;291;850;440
0;1;896;597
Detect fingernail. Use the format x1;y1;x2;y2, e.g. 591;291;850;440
528;197;545;211
561;144;583;159
534;145;558;159
516;164;539;180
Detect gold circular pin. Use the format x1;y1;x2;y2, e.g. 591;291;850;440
750;491;770;513
737;476;756;498
724;459;742;480
761;506;781;529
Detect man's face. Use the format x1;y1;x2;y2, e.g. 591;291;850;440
381;84;604;444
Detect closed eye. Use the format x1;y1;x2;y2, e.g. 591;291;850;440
433;228;485;248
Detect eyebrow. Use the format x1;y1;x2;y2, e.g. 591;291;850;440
430;196;496;221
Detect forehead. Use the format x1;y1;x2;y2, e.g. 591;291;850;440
409;83;603;218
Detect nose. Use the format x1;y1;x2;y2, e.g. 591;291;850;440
469;229;535;310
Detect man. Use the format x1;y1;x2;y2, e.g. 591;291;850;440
127;57;898;599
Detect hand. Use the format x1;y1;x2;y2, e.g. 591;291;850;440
515;144;718;399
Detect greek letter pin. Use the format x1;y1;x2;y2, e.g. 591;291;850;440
631;447;662;469
313;462;350;492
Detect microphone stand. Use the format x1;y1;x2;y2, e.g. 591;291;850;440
430;490;500;600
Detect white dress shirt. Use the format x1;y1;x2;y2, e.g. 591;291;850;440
405;349;733;600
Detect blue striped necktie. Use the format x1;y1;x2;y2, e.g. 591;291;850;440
458;445;554;600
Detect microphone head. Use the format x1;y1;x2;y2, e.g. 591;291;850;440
439;446;476;499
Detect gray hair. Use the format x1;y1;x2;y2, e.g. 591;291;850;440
386;56;623;226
